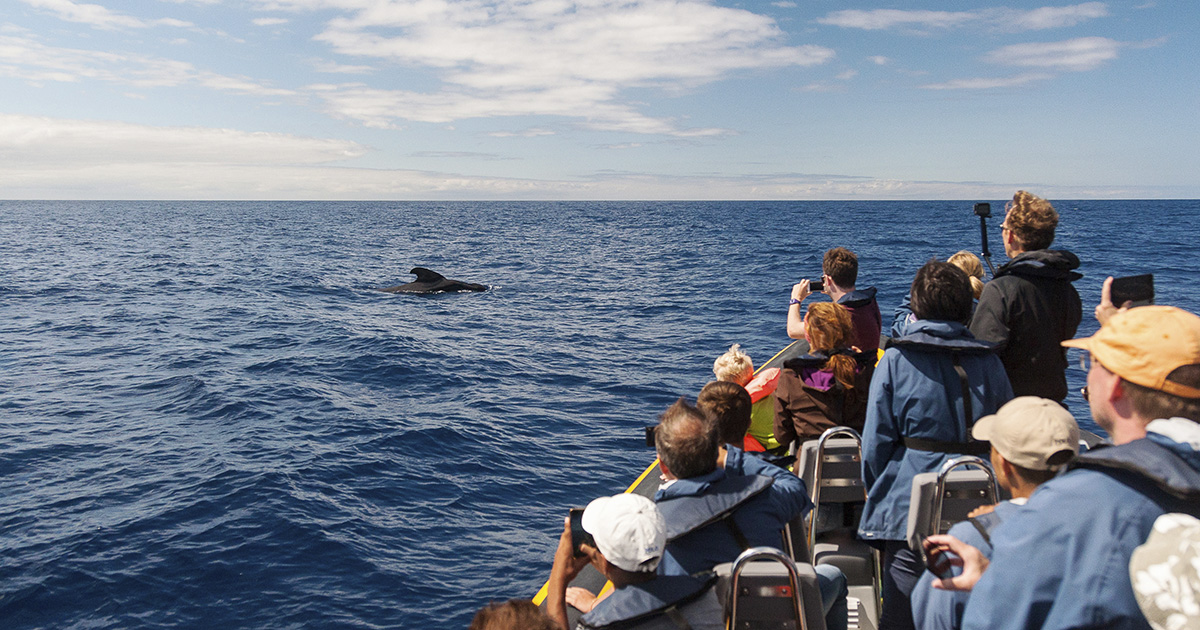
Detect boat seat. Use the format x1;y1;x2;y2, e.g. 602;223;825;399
715;547;827;630
905;457;1000;554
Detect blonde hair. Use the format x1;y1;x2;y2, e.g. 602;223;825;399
1005;190;1058;251
713;344;754;385
948;250;985;299
805;302;857;390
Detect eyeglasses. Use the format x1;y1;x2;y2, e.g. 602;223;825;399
1081;386;1089;401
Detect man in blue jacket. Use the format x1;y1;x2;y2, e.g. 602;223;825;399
928;304;1200;630
859;261;1013;630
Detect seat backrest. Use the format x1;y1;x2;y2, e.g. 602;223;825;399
797;437;867;506
715;548;827;630
905;469;995;552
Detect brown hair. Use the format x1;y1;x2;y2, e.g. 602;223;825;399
469;599;558;630
1121;364;1200;422
823;247;858;288
697;381;753;445
947;250;985;300
1005;190;1058;251
910;261;974;324
805;302;857;390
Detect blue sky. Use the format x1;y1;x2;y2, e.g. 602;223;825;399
1;0;1195;199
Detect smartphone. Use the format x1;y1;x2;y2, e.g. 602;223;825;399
569;508;595;557
645;426;657;447
1110;274;1154;307
810;279;824;292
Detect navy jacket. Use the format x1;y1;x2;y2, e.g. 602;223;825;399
655;446;810;575
962;419;1200;630
578;573;723;630
969;249;1082;402
858;320;1013;542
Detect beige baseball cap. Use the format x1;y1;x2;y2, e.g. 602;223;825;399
1062;305;1200;399
581;493;665;573
973;396;1080;470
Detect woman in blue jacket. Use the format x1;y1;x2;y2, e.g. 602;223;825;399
859;261;1013;630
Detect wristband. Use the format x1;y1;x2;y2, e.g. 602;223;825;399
789;298;803;306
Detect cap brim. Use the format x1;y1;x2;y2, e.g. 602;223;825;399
1061;336;1093;349
972;414;997;441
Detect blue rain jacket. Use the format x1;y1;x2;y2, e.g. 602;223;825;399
578;573;723;630
961;421;1200;630
858;319;1013;542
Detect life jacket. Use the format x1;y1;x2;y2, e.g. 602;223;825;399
577;573;719;630
888;332;999;457
744;368;781;453
1068;437;1200;504
657;474;774;550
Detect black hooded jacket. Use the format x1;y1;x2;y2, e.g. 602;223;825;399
969;249;1082;402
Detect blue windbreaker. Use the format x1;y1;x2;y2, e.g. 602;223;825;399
858;319;1013;542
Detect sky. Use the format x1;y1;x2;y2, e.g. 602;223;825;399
0;0;1196;199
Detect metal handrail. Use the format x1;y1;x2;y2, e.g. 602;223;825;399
931;456;999;538
806;426;864;561
728;546;808;630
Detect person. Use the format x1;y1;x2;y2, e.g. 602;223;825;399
909;396;1080;630
712;344;784;452
858;261;1013;630
775;302;874;448
1129;512;1200;630
544;493;723;630
969;191;1082;403
655;399;849;630
892;251;985;338
790;247;882;356
696;380;754;449
469;599;558;630
927;304;1200;630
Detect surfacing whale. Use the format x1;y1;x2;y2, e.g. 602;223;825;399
379;268;488;293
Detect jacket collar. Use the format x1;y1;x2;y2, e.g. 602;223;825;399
837;286;877;308
996;249;1083;281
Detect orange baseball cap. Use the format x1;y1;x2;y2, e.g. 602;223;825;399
1062;305;1200;399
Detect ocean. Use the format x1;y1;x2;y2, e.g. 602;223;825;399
2;200;1197;629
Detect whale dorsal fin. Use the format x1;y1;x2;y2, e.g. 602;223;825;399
409;267;446;283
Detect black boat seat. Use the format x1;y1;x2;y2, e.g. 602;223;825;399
715;547;827;630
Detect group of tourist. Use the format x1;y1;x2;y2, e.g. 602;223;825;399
470;191;1200;630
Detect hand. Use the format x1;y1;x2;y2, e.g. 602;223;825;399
925;534;989;592
1095;276;1130;326
791;280;811;303
546;517;595;630
967;503;996;519
566;587;598;613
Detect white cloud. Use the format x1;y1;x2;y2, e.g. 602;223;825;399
487;128;556;138
312;60;374;74
868;55;890;65
817;3;1108;32
255;0;833;134
252;17;290;26
984;37;1121;71
771;1;797;7
920;72;1053;90
835;70;858;80
18;0;194;30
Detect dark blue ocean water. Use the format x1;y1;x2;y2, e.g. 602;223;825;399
2;200;1197;629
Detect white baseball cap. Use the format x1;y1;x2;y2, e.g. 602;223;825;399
581;493;665;573
972;396;1080;470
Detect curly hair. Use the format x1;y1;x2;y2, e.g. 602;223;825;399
1005;190;1058;251
805;302;857;390
713;343;753;385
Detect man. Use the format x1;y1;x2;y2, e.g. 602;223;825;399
929;304;1200;630
909;396;1080;630
544;493;723;630
969;190;1082;402
790;246;882;356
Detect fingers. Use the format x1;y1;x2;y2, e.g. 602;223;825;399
565;587;598;613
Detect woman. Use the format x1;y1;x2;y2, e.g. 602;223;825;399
773;302;874;449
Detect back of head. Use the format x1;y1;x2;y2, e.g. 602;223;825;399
973;396;1080;483
910;260;974;324
655;398;719;479
581;493;667;575
713;343;753;385
947;250;985;300
1063;305;1200;422
1005;190;1058;251
805;302;858;389
469;599;557;630
697;381;753;446
823;247;859;288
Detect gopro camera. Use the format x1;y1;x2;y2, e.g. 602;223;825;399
569;508;596;557
974;202;992;218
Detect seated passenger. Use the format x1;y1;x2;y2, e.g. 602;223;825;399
910;396;1079;630
470;599;558;630
858;261;1013;630
892;251;985;338
697;380;755;449
713;344;783;452
544;493;723;630
1130;512;1200;630
790;246;882;356
774;302;874;448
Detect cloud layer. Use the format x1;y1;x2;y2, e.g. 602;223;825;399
817;2;1108;31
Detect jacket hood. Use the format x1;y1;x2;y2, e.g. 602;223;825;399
838;286;877;308
997;250;1083;282
892;319;998;354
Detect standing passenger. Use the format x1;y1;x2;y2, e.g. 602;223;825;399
789;247;882;356
970;191;1082;403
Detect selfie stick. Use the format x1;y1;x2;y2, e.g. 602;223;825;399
975;203;997;277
